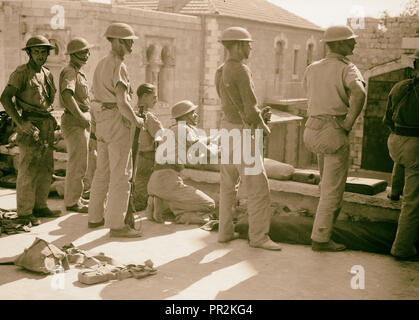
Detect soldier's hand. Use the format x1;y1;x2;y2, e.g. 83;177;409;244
260;121;271;135
134;116;144;128
261;106;272;123
18;121;36;135
80;114;91;129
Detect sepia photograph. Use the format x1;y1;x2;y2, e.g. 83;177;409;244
0;0;418;306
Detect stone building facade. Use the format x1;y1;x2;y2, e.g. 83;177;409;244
0;0;325;168
348;16;419;171
0;0;203;127
123;0;324;129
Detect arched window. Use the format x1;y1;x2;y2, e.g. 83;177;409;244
307;43;314;66
48;38;60;56
275;40;284;75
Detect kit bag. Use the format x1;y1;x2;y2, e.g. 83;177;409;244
14;237;69;274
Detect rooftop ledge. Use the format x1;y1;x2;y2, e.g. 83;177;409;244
181;168;400;223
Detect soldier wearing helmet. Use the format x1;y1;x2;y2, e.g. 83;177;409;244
87;23;144;237
0;35;61;226
59;37;95;214
215;27;282;251
146;100;216;224
303;25;366;252
383;49;419;261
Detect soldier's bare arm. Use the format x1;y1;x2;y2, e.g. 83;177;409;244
342;79;366;132
0;85;35;135
62;89;90;129
115;82;144;128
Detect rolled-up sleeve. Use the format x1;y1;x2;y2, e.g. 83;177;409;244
146;112;163;138
7;70;24;91
113;62;129;89
60;68;77;94
343;63;365;88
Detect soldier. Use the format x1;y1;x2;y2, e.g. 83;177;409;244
383;49;419;261
60;37;94;213
0;35;61;226
87;23;144;237
303;25;366;251
147;100;216;224
215;27;282;250
132;83;163;212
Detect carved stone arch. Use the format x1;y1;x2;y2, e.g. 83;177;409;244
273;33;287;97
161;45;175;67
48;38;61;56
274;33;288;50
306;35;316;66
305;35;316;51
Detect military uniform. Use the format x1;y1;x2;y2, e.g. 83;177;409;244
88;50;134;229
7;63;56;216
215;58;272;246
384;76;419;258
147;121;215;222
132;110;163;211
303;52;365;243
59;62;91;207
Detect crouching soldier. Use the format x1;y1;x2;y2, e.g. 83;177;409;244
0;36;61;226
147;100;216;224
60;37;94;213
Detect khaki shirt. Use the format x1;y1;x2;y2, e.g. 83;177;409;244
304;52;364;116
59;62;90;112
215;58;261;126
384;77;419;135
168;122;203;165
7;63;56;114
138;111;163;152
92;50;133;104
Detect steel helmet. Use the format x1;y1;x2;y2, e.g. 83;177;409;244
322;25;358;42
22;35;55;51
171;100;198;119
104;23;138;39
220;27;253;42
66;37;94;55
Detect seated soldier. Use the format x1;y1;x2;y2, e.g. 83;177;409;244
146;100;216;225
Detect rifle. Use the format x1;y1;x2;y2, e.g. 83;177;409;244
124;107;146;230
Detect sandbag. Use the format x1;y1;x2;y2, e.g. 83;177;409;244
264;158;294;180
292;169;320;185
0;174;16;188
14;237;70;274
345;177;388;196
234;215;412;254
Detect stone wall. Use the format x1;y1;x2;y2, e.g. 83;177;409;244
351;16;419;74
348;15;419;170
200;15;323;130
0;0;202;128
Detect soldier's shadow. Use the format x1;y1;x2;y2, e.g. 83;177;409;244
98;234;253;300
48;212;198;252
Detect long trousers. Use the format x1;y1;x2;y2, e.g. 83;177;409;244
217;119;272;245
304;116;350;243
387;133;419;258
88;108;132;229
61;112;90;207
16;116;55;216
